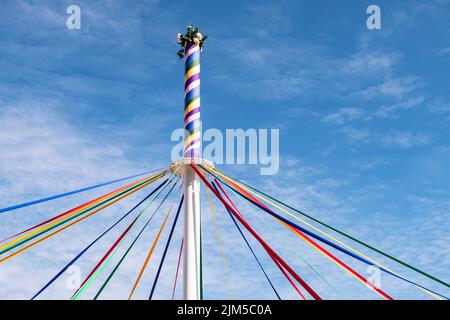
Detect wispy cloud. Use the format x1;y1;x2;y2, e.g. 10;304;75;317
323;107;367;125
0;100;136;201
337;127;432;148
380;131;432;148
437;47;450;56
341;51;399;75
352;77;422;100
337;127;371;142
428;101;450;114
375;96;424;118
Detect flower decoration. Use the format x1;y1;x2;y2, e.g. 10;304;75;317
177;25;208;59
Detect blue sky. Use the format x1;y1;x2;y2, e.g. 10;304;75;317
0;0;449;300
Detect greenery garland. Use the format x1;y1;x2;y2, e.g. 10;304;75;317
177;25;208;59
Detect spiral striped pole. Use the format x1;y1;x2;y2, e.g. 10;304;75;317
184;42;201;158
183;41;202;300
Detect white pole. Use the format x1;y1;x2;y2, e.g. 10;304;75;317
183;165;201;300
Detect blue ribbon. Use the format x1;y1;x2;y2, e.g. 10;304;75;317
1;168;164;214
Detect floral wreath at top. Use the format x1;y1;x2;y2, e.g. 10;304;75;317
177;25;208;59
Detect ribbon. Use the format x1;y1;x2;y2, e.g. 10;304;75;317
171;239;184;300
0;168;164;214
149;196;184;299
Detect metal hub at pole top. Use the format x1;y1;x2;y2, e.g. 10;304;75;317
169;158;215;177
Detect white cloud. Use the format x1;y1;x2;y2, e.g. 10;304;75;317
437;48;450;56
428;102;450;114
354;77;422;100
0;100;152;204
338;127;371;142
350;157;394;171
341;51;399;75
323;107;366;125
323;97;424;125
375;96;424;118
337;127;432;149
380;131;432;148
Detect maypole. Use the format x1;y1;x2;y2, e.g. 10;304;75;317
176;25;209;300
